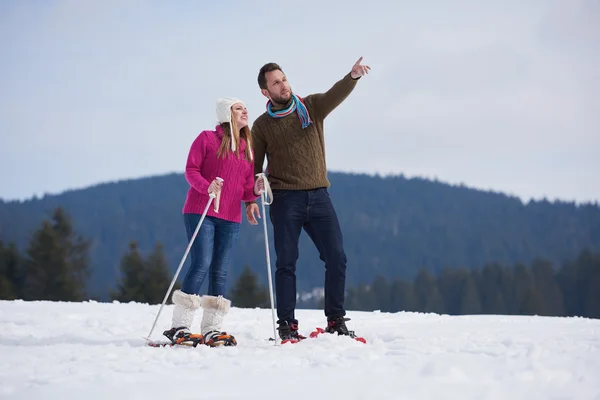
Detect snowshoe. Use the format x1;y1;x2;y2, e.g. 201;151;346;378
310;317;366;343
161;327;204;347
203;330;237;347
277;321;306;344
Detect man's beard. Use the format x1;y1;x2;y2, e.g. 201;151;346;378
270;90;292;105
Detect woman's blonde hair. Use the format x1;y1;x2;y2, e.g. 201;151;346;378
217;107;252;161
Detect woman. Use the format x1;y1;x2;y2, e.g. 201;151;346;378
163;97;264;347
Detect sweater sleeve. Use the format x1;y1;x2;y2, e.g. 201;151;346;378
308;72;358;120
185;132;210;194
251;121;267;177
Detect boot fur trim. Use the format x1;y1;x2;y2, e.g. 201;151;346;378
172;289;202;310
201;295;231;313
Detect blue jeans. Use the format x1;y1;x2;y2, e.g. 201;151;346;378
269;188;347;324
181;214;240;296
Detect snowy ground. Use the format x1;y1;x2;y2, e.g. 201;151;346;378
1;300;599;400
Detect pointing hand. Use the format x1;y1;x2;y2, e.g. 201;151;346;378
351;56;371;79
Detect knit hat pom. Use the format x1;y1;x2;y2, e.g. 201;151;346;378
216;97;245;152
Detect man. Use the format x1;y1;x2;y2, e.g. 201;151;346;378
246;57;370;342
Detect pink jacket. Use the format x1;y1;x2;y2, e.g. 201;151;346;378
182;125;257;223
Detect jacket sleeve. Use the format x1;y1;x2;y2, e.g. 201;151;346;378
308;72;359;120
185;132;211;194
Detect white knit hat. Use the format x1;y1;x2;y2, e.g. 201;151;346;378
216;97;245;152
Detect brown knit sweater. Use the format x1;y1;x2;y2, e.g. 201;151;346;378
249;72;359;195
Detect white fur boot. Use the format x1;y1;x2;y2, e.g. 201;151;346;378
163;290;203;345
200;295;237;346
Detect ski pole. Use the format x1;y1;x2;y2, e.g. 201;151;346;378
256;172;276;344
143;181;221;342
213;177;223;213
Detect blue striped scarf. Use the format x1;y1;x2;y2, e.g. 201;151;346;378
266;94;312;128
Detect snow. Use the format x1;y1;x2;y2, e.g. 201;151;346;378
1;300;599;400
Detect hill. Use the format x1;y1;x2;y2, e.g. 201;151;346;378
1;172;599;300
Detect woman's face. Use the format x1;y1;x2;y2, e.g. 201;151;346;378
231;103;248;129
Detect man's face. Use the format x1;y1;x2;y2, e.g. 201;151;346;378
262;69;292;104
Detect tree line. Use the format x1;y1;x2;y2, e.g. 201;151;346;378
1;207;598;319
344;251;600;319
2;171;599;301
0;207;271;307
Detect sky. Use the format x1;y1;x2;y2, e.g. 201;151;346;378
1;0;599;204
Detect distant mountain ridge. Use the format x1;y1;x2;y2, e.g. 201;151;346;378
1;171;599;300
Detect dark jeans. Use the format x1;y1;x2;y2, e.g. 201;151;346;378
269;188;347;324
181;214;240;296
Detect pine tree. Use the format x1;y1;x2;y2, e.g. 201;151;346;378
557;253;580;316
0;276;13;299
436;267;481;315
479;263;509;315
371;275;392;312
561;249;600;318
531;258;565;316
437;268;463;315
519;286;545;315
229;265;269;308
23;208;91;301
346;282;378;311
582;251;600;319
513;263;545;315
143;242;172;304
0;241;14;299
460;273;481;314
413;268;445;313
112;241;146;302
0;240;23;300
345;285;361;311
112;240;177;304
389;278;417;312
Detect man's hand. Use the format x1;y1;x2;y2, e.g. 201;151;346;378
350;56;370;79
246;203;260;225
253;176;265;196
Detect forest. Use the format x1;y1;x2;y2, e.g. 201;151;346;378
1;172;599;300
1;207;598;318
1;171;598;318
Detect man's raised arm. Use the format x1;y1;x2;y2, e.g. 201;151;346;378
310;56;371;119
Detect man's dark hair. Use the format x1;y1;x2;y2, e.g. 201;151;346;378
258;62;283;90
